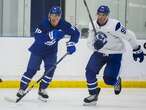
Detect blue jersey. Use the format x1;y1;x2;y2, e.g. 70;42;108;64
29;18;80;56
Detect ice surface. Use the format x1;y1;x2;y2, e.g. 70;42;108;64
0;88;146;110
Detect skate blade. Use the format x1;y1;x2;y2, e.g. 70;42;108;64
38;96;48;102
83;101;97;106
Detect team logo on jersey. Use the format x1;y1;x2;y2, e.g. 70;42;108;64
96;31;108;44
44;39;56;46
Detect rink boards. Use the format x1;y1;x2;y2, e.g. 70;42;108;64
0;37;146;88
0;80;146;88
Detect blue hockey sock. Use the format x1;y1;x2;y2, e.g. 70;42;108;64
39;75;52;89
20;74;31;90
19;69;37;90
87;80;98;95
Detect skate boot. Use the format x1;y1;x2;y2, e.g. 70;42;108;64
83;87;101;106
16;89;25;98
38;89;49;102
114;77;122;95
4;89;25;102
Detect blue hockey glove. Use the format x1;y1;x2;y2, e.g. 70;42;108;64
94;32;107;50
66;42;76;54
133;45;144;63
48;29;64;41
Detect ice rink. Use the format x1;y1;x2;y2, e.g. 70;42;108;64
0;88;146;110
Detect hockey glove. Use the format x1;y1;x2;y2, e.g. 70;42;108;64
94;32;107;50
66;42;76;54
133;45;144;63
48;29;64;41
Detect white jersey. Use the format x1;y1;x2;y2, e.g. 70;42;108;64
87;18;139;54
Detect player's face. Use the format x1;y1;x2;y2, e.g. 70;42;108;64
49;14;61;27
97;13;108;25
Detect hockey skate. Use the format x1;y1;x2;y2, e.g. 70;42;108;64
83;87;101;106
38;89;49;102
16;89;25;98
114;77;122;95
4;89;25;103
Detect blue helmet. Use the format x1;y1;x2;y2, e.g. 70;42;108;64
49;6;62;16
97;5;110;15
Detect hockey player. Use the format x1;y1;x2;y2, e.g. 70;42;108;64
83;5;144;105
16;6;80;101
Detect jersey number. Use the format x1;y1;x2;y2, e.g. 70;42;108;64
35;28;42;33
121;27;126;34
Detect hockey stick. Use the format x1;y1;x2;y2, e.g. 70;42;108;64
16;53;68;103
83;0;97;36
